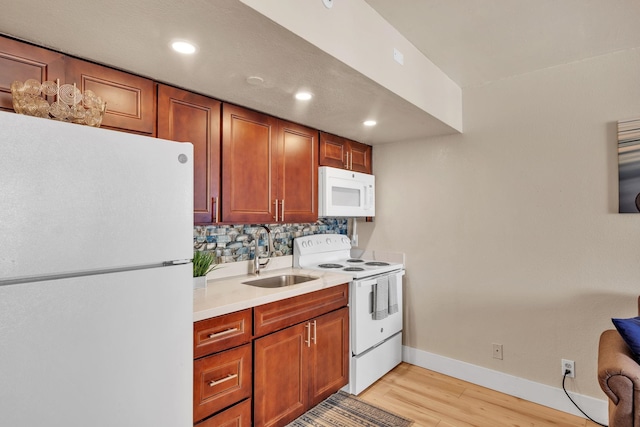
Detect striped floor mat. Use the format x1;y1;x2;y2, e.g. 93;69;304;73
286;391;413;427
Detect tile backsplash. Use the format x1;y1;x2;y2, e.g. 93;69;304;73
193;218;348;264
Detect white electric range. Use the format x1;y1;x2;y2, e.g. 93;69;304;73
293;234;404;395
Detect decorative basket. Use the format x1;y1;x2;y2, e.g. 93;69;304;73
11;79;107;127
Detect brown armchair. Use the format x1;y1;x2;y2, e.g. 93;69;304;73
598;297;640;427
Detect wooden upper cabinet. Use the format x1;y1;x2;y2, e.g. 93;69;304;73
222;104;278;223
65;57;156;135
275;121;318;223
222;104;318;224
348;140;372;174
158;85;221;224
318;132;347;170
319;131;372;174
0;36;64;113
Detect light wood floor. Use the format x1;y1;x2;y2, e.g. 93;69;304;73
358;363;601;427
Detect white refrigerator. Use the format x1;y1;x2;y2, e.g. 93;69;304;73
0;112;194;426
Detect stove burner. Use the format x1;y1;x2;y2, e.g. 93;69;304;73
343;267;365;271
365;261;390;266
318;263;344;269
347;259;365;263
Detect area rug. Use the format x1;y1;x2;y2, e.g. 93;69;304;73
286;391;413;426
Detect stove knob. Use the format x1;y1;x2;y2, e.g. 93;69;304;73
301;241;307;248
342;237;349;244
326;237;332;245
307;240;313;246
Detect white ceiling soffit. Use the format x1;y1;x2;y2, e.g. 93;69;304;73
364;0;640;88
240;0;462;134
0;0;461;145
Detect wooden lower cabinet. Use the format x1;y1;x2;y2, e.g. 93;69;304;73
193;344;252;423
195;398;251;427
253;307;349;427
309;307;350;406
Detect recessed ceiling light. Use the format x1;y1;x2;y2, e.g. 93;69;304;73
363;120;377;127
295;92;313;101
246;76;265;86
171;41;197;54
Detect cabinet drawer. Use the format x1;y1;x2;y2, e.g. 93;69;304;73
194;308;252;359
195;398;251;427
254;284;348;337
194;344;252;423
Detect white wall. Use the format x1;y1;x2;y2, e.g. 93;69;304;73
359;47;640;399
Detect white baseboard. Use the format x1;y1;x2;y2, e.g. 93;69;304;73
402;345;608;425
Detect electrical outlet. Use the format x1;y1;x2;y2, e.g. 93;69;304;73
562;359;575;378
492;343;503;360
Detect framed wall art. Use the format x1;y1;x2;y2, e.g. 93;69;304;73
618;117;640;213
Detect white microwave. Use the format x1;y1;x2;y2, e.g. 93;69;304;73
318;166;375;217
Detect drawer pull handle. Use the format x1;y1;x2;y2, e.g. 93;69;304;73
209;373;238;387
208;327;239;339
305;322;311;347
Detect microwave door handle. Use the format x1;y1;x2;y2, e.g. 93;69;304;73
363;186;368;209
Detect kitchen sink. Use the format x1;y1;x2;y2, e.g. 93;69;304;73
242;274;318;288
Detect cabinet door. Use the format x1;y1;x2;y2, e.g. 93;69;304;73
65;57;155;134
348;140;372;174
158;85;221;224
275;121;318;223
309;307;350;406
254;322;309;427
319;131;347;169
222;104;278;223
0;36;64;113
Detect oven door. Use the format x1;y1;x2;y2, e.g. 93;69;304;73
350;270;403;355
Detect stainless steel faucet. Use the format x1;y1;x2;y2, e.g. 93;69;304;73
253;225;272;275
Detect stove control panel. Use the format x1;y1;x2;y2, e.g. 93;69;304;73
294;233;351;255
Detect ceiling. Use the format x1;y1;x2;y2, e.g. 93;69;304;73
2;0;640;145
364;0;640;88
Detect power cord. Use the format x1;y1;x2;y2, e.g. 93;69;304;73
562;370;607;427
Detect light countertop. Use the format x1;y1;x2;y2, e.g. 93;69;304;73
193;258;351;321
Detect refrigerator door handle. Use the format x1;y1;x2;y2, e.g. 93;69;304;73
163;259;191;266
